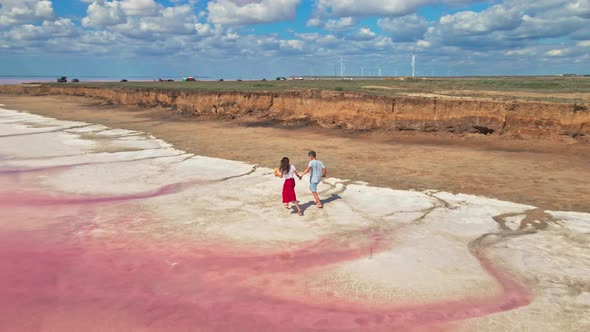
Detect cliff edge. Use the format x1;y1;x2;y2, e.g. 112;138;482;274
1;84;588;140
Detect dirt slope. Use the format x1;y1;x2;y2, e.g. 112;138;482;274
1;84;589;140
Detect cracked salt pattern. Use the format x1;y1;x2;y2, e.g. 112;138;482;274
0;107;589;331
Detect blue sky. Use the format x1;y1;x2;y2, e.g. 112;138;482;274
0;0;589;78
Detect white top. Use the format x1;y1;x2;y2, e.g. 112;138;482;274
282;164;296;179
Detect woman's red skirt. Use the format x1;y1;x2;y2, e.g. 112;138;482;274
282;178;297;203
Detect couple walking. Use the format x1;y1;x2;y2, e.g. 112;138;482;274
276;150;326;216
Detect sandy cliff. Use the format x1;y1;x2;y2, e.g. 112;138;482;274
2;84;589;139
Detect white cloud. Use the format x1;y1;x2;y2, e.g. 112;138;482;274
114;5;204;37
378;14;429;42
6;18;76;41
315;0;435;17
546;49;564;56
82;1;126;28
79;30;122;46
81;0;161;28
80;1;216;42
194;22;213;36
306;16;357;31
2;0;590;76
306;17;322;27
355;27;376;40
438;5;522;35
207;0;300;25
423;0;590;52
280;39;304;50
0;0;55;27
120;0;158;16
296;32;339;46
504;48;537;56
512;14;587;40
324;17;355;31
568;0;590;18
372;36;394;50
316;34;339;46
416;40;430;48
224;32;239;41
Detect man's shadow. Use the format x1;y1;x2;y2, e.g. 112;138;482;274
295;194;342;215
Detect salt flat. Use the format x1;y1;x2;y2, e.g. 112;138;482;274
0;106;588;331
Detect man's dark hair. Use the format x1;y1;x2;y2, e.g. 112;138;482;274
308;150;316;158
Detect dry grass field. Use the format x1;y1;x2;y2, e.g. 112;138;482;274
46;76;590;103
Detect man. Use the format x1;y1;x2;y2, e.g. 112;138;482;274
301;150;327;208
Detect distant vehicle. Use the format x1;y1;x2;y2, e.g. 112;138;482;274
218;79;224;81
158;78;174;82
120;79;128;82
183;77;196;82
290;77;303;80
261;78;267;81
57;76;67;83
237;79;243;81
72;79;80;83
275;77;287;81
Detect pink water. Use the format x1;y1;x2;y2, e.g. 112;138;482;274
0;164;531;331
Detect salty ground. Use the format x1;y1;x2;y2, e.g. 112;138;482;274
2;95;590;213
0;102;589;331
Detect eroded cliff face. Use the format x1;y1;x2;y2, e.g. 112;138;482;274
2;84;589;139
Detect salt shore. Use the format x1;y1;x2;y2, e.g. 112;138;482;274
0;106;589;331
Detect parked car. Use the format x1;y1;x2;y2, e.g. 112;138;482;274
218;79;224;81
275;77;287;81
72;79;80;83
120;79;128;82
57;76;67;83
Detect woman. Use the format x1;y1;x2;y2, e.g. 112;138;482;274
277;157;303;216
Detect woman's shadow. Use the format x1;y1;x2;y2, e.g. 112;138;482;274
296;194;342;215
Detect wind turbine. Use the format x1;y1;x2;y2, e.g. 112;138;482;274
411;48;416;78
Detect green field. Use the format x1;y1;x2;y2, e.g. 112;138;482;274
54;76;590;103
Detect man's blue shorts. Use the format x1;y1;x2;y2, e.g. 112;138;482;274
310;182;319;193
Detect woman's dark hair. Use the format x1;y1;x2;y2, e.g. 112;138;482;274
280;157;290;175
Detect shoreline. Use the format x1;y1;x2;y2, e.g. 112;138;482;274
1;94;590;212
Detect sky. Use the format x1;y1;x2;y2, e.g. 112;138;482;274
0;0;589;78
